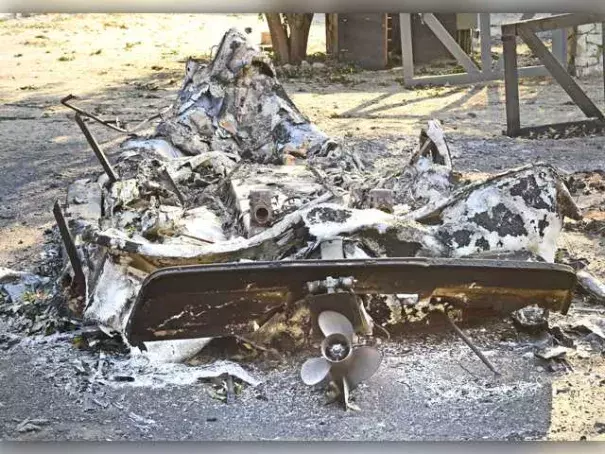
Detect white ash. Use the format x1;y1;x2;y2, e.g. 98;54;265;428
84;259;142;334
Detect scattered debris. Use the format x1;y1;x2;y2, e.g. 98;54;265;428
512;306;549;334
15;418;50;434
0;267;49;306
535;345;571;360
5;27;605;413
192;360;261;387
577;270;605;305
0;334;20;351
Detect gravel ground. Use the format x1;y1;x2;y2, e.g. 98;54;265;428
0;318;559;441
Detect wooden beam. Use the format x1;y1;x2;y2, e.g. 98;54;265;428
551;28;568;67
479;13;492;75
422;13;480;75
401;65;548;87
502;13;605;35
502;34;521;136
399;13;415;83
515;119;605;138
518;26;604;120
602;22;605;99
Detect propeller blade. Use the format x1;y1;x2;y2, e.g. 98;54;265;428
318;311;354;339
343;346;383;389
300;356;331;385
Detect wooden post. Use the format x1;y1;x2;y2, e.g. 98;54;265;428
502;32;521;136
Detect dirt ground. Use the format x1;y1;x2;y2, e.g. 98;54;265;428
2;13;605;441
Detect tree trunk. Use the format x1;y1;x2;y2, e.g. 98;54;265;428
265;13;290;64
286;13;313;64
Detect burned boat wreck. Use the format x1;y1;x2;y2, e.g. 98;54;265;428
50;28;582;408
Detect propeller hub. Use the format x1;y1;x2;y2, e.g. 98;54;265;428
321;333;352;363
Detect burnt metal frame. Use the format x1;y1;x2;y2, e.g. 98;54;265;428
503;13;605;137
74;113;120;183
53;201;86;296
399;13;566;87
125;257;576;346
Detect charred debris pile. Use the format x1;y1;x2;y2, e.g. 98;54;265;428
2;28;605;409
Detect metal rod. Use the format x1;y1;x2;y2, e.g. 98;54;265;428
443;312;501;376
62;94;166;135
62;94;130;134
74;113;119;184
53;200;86;298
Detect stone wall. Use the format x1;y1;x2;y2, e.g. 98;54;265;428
573;22;603;78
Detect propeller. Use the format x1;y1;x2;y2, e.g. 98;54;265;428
300;310;382;410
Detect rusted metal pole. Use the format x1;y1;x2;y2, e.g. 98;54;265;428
74;113;119;184
53;201;86;299
443;312;501;376
62;94;130;134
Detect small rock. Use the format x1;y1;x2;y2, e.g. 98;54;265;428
300;60;311;71
113;375;135;382
512;306;548;333
28;418;49;426
0;335;20;350
17;423;41;433
535;345;570;360
595;421;605;434
546;360;568;373
312;62;326;70
550;325;575;348
16;418;47;434
93;398;110;408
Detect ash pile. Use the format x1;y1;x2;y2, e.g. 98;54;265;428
2;28;605;410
